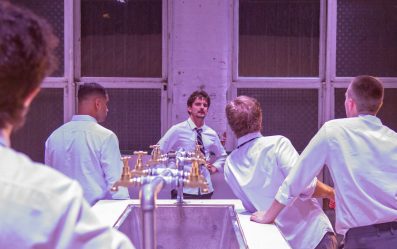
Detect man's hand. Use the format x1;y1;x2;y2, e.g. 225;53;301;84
313;180;335;202
250;200;285;224
329;199;336;209
250;210;275;224
206;163;218;174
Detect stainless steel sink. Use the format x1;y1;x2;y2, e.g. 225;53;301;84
114;204;248;249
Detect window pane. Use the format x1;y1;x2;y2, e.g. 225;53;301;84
81;0;162;77
102;88;161;154
237;88;318;152
11;0;64;77
336;0;397;77
335;88;397;131
239;0;320;77
12;89;64;163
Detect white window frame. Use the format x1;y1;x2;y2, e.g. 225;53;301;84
231;0;327;148
41;0;169;135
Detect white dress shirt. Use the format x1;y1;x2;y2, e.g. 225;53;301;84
45;115;129;205
157;118;227;194
225;132;333;249
277;115;397;235
0;136;134;249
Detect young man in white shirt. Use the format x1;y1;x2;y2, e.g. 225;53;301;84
45;83;129;205
225;95;336;249
0;2;134;248
157;90;227;199
252;75;397;248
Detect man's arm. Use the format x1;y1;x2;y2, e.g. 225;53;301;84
101;133;129;200
250;181;334;224
312;180;335;201
157;126;177;153
251;126;330;224
250;200;285;224
206;133;227;174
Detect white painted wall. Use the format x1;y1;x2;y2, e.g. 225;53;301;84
168;0;232;136
162;0;236;199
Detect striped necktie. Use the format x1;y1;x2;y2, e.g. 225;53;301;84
195;128;205;156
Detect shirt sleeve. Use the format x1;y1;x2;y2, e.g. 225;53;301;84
100;133;129;200
276;137;317;199
275;126;329;206
44;138;51;166
209;134;227;173
54;181;135;249
157;126;177;153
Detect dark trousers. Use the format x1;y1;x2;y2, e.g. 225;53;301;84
170;189;213;199
315;232;338;249
343;221;397;249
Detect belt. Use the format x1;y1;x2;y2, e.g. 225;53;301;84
347;221;397;236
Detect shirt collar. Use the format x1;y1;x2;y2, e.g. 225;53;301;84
0;133;8;147
237;131;262;147
72;115;98;123
358;114;382;126
187;118;205;131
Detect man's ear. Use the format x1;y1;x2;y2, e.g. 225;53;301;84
94;97;101;110
23;87;41;108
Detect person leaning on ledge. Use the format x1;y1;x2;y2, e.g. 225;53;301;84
251;75;397;249
225;95;336;249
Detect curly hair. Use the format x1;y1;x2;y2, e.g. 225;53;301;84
187;90;211;108
0;2;58;129
226;96;262;138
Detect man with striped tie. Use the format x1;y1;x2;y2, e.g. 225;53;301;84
157;90;227;199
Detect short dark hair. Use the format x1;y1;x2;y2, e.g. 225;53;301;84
226;96;262;138
187;90;211;108
0;2;58;129
348;75;384;114
78;83;107;102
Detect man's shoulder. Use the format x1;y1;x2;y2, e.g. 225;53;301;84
48;121;116;140
47;122;69;137
202;125;218;136
323;117;364;132
94;123;115;135
165;120;190;133
261;135;289;143
1;147;82;202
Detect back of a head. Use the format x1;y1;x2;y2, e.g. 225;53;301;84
78;83;107;102
226;95;262;138
350;75;384;115
0;2;57;129
187;90;211;108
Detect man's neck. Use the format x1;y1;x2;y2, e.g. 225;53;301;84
190;116;204;128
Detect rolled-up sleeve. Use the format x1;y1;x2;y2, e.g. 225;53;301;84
276;126;329;206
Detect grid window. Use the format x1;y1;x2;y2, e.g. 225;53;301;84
336;0;397;77
238;0;320;77
12;0;64;76
102;88;161;154
81;0;162;77
11;89;64;163
237;88;318;152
